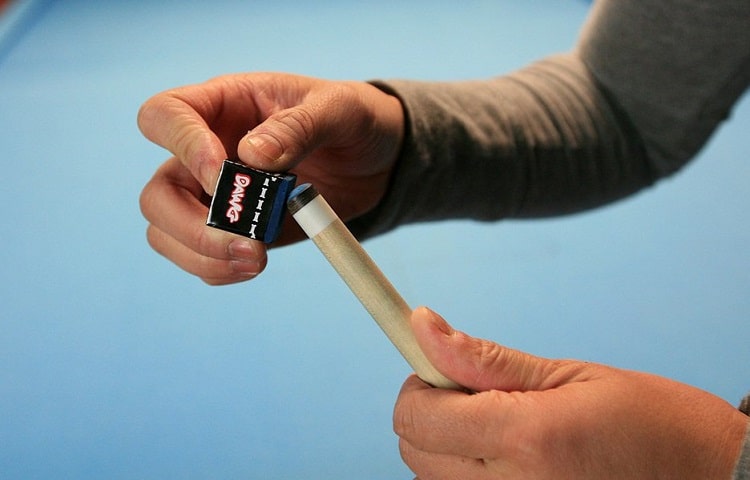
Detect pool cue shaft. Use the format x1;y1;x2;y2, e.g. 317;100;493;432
287;184;461;390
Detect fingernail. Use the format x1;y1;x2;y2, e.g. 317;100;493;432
433;316;453;337
421;307;453;336
228;238;263;261
230;260;262;277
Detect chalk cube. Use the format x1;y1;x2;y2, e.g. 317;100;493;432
207;159;297;243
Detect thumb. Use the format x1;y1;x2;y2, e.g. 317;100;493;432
411;306;557;393
237;103;332;173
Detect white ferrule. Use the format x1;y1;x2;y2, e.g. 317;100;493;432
291;194;337;238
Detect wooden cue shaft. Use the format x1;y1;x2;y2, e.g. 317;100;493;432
289;184;460;390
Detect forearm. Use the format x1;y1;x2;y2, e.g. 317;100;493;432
352;54;660;238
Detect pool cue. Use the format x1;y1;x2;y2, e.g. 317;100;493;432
287;183;461;390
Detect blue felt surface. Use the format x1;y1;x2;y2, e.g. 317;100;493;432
0;1;748;479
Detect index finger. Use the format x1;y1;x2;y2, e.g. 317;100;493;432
137;85;228;194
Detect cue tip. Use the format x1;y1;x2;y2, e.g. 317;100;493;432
287;183;318;214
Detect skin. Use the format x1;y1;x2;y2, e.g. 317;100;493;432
137;73;404;285
137;73;748;477
396;307;748;479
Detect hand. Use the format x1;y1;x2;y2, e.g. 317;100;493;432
394;307;748;479
137;73;404;284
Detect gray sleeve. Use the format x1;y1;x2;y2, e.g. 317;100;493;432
736;396;750;479
349;0;749;239
736;431;750;480
577;0;750;175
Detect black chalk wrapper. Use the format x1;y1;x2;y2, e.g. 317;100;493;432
206;159;297;243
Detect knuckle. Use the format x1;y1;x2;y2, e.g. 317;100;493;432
144;225;162;252
192;222;222;258
171;123;207;165
278;107;317;148
138;91;221;190
468;340;509;385
392;399;418;440
398;438;420;470
393;398;432;453
392;405;411;438
138;180;158;220
137;91;179;139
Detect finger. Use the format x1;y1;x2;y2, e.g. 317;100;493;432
410;307;576;393
140;158;267;262
237;81;372;174
145;225;265;285
396;309;593;460
238;106;316;172
138;86;228;194
399;437;491;480
140;158;268;281
394;374;540;460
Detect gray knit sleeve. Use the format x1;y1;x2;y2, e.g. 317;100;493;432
735;396;750;479
350;54;659;238
735;430;750;480
577;0;750;176
349;0;749;239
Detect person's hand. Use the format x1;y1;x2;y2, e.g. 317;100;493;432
137;73;404;284
394;307;749;479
